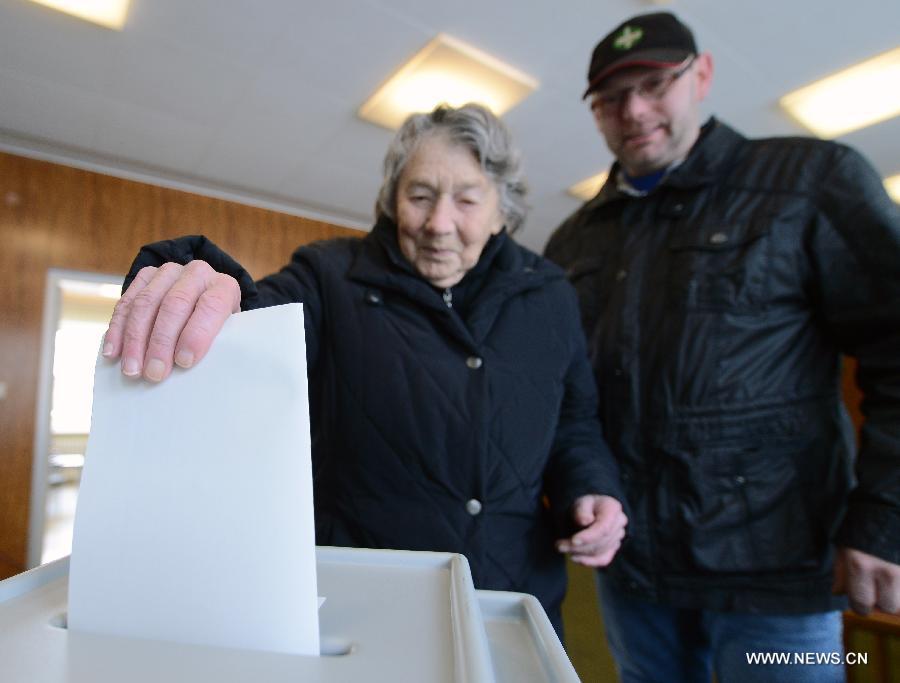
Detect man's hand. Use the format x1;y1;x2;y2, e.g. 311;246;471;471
103;261;240;382
555;494;627;567
833;546;900;615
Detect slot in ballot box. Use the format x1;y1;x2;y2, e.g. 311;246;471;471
0;546;580;682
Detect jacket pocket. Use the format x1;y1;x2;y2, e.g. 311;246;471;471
667;222;770;311
671;439;823;573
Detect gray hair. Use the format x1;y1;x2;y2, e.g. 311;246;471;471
376;103;529;233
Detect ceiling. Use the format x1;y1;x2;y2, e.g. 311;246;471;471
1;0;898;253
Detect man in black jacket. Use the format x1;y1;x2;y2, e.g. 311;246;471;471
544;11;900;683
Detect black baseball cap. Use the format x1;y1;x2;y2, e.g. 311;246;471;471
583;12;697;99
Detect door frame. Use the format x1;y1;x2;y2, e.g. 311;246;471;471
27;269;122;568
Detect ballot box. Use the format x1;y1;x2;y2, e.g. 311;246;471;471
0;546;579;683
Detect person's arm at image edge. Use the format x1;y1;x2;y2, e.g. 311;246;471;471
814;147;900;615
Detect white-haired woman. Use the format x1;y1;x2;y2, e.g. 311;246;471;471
103;104;627;635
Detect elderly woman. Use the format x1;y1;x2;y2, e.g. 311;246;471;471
103;104;627;633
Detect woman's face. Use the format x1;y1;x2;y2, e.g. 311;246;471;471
396;134;504;289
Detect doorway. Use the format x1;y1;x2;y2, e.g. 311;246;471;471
29;270;122;567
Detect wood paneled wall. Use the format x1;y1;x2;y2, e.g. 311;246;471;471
0;151;364;579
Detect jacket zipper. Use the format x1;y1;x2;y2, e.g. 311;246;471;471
442;288;453;308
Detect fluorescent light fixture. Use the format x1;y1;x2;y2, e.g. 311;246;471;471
29;0;129;30
359;34;538;130
780;47;900;138
568;171;609;201
885;175;900;204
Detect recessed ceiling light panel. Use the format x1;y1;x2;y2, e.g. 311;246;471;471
780;47;900;138
568;171;609;201
885;174;900;204
359;34;538;130
29;0;130;30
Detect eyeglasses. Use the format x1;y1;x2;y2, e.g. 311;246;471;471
590;57;695;116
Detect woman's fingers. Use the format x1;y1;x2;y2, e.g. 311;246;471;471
141;262;237;382
557;495;628;567
158;269;241;376
118;263;186;378
103;265;157;360
102;261;241;382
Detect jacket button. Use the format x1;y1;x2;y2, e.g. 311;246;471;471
466;356;483;369
709;232;729;245
365;290;382;305
615;269;627;282
613;367;624;377
465;499;483;516
734;475;746;486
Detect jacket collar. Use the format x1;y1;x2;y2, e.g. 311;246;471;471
367;213;505;285
348;215;556;293
347;216;562;347
592;117;746;206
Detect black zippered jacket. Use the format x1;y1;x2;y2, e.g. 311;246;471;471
124;218;625;626
544;118;900;613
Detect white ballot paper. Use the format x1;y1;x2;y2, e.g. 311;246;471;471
68;303;319;656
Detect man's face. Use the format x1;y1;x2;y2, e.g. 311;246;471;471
590;53;713;177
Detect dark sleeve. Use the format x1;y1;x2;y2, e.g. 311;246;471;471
122;234;326;367
812;146;900;564
123;235;257;301
542;281;627;532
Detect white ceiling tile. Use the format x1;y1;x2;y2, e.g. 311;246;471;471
285;160;381;224
201;73;349;161
188;142;300;194
100;33;256;125
89;99;212;171
123;0;289;70
259;1;431;103
0;0;120;93
0;70;100;149
309;117;395;174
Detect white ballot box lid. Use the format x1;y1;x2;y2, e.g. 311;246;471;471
0;546;579;683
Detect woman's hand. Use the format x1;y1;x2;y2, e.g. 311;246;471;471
103;260;241;382
556;494;628;567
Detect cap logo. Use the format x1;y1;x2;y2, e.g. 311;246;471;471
613;25;643;51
